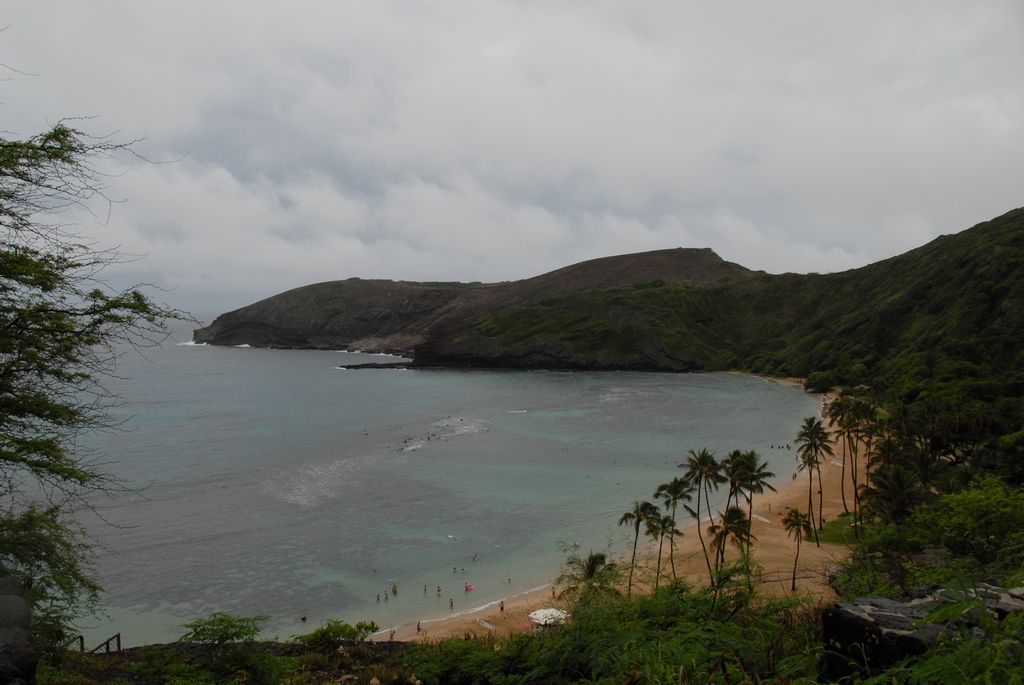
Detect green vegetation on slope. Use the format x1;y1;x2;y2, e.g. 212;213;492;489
472;283;728;369
454;208;1024;451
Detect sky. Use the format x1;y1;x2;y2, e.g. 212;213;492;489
3;1;1023;313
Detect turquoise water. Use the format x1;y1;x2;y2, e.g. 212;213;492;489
76;328;820;646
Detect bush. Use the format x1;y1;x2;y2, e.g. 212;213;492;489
179;613;279;684
804;370;837;392
181;612;267;648
292;619;379;652
398;577;820;684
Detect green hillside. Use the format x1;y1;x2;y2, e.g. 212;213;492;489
421;208;1024;447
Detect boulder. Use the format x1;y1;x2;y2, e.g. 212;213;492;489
820;584;1024;680
820;599;946;679
0;575;36;685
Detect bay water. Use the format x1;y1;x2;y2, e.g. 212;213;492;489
76;324;820;646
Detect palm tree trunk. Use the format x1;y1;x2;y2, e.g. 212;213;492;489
655;533;665;590
706;481;725;572
808;470;820;547
840;432;850;514
791;534;801;591
816;463;825;530
694;483;713;584
669;503;678;580
627;530;639;596
852;437;861;539
749;493;757;552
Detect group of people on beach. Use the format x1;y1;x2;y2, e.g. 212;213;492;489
375;552;493;611
371;549;524;640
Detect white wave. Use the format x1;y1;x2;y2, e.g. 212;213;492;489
598;393;624;403
402;441;424;452
264;458;364;507
507;409;528;414
433;416;487;436
176;341;207;346
344;350;406;359
234;343;251;348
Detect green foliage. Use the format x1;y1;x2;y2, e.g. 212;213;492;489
834;477;1024;598
813;512;854;545
556;550;621;604
0;504;99;647
908;476;1024;568
397;578;821;684
804;370;837;393
291;619;379;652
0;123;182;644
177;613;283;684
181;612;267;648
36;661;103;685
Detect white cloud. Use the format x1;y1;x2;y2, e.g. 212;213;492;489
4;1;1022;310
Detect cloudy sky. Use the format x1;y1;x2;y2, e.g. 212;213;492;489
4;2;1022;313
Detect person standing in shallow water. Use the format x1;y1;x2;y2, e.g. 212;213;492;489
449;597;454;610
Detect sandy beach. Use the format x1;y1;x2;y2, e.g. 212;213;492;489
380;384;853;643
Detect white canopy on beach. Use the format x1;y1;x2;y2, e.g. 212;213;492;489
529;608;570;626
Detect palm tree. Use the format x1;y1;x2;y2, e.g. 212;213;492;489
618;500;659;596
796;416;833;535
708;506;755;569
827;396;854;515
782;508;812;591
557;550;620;603
645;514;680;590
848;397;877;536
653;476;693;579
796;449;820;548
680;447;724;584
907;441;947;494
720;450;747;510
860;465;921;523
738;450;776;548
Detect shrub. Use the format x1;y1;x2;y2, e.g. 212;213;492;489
181;612;267;648
292;619;379;652
805;370;837;392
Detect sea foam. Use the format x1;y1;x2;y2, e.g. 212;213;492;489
433;416;487;437
265;458;366;507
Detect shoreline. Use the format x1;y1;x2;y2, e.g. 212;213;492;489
377;379;851;643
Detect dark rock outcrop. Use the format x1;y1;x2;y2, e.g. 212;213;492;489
0;575;36;685
821;584;1024;680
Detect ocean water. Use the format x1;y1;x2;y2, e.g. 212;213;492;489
75;324;820;646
